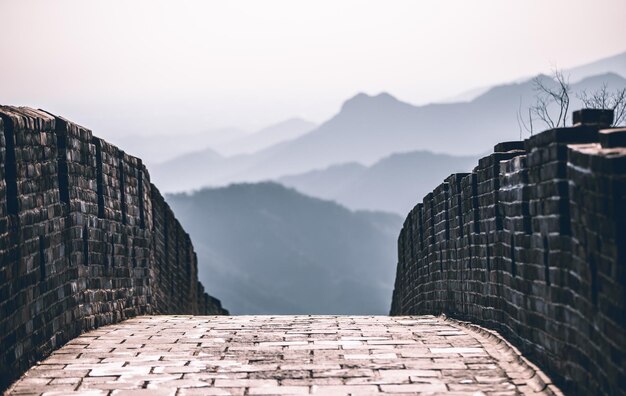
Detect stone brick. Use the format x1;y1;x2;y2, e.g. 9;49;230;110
390;111;625;396
0;107;227;393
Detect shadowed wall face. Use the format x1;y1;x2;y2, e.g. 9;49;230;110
0;106;227;392
391;110;626;395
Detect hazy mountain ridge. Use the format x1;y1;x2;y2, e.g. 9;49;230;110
166;182;402;315
149;50;626;195
212;118;317;156
567;51;626;82
279;150;477;214
114;127;245;165
153;72;626;194
278;163;367;199
443;50;626;103
131;54;626;316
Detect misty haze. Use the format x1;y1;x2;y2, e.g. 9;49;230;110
1;1;626;316
3;2;626;395
159;59;626;314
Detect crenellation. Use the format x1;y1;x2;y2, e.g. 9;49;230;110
0;106;226;393
391;108;626;395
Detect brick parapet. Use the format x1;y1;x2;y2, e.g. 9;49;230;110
0;106;227;392
391;114;625;395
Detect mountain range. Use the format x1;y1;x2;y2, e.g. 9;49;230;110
278;150;477;214
114;126;246;165
160;51;626;316
152;72;626;197
211;118;316;156
112;118;315;166
166;183;402;315
444;50;626;103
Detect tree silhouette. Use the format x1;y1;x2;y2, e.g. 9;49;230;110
577;83;626;126
518;69;626;137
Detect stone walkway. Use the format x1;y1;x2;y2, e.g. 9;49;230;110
6;316;561;395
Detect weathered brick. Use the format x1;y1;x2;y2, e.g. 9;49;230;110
0;107;227;392
391;112;625;396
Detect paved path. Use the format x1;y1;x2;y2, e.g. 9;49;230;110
6;316;561;396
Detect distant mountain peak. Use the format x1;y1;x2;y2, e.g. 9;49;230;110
341;92;401;112
534;73;551;80
577;71;624;83
374;92;398;101
568;50;626;82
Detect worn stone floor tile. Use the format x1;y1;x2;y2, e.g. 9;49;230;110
247;385;310;395
110;389;177;396
380;382;448;393
310;384;381;395
6;315;560;395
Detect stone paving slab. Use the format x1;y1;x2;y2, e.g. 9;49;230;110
5;315;562;395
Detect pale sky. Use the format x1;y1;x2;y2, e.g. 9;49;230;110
1;0;626;138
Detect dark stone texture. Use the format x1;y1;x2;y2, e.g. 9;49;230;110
573;108;614;127
391;112;626;396
0;106;227;392
600;127;626;149
494;140;525;153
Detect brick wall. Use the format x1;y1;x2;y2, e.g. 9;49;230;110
390;109;626;395
0;106;227;391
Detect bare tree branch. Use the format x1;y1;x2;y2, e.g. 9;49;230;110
530;70;570;129
521;69;625;137
517;95;532;137
577;85;626;126
613;88;626;125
